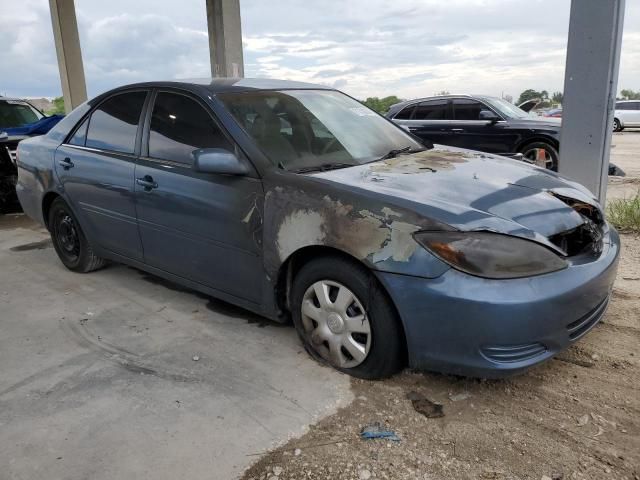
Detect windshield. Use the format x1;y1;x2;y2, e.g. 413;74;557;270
218;89;423;171
0;100;44;129
482;97;530;119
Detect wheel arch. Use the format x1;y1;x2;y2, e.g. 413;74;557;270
516;136;560;153
275;245;367;316
274;244;408;360
41;191;62;229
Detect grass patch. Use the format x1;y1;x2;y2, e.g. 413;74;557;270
607;193;640;233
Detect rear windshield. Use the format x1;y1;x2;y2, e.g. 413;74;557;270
0;100;43;128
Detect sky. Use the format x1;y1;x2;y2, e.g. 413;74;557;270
1;0;639;102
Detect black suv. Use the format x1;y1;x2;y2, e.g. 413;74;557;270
386;94;561;170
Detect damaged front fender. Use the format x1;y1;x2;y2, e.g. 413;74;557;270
262;174;453;281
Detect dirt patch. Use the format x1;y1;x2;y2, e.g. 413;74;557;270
242;234;640;480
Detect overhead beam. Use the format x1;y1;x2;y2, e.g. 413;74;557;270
206;0;244;78
49;0;87;113
558;0;625;203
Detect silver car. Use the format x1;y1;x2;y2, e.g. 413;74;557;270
613;100;640;132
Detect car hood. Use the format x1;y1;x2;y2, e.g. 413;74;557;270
310;146;600;249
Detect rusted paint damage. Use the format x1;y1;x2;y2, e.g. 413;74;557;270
272;193;426;265
368;149;470;175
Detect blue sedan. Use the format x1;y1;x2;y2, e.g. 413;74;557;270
16;78;619;379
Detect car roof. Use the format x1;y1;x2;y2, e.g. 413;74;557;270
389;94;500;110
0;97;34;103
104;78;332;95
616;99;638;103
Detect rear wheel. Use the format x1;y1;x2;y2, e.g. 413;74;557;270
520;141;559;171
291;256;404;379
49;198;106;272
613;118;623;132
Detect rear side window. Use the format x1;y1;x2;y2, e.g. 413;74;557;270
394;106;415;119
85;91;147;154
148;92;233;165
413;100;448;120
616;102;631;110
452;99;486;120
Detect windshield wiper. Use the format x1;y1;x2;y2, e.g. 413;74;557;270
377;146;426;161
290;162;355;174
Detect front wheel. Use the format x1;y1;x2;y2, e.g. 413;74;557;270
291;256;405;379
49;198;106;272
520;141;559;171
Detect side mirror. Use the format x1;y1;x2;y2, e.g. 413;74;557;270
479;110;500;123
192;148;249;175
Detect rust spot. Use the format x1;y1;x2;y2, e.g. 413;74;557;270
369;149;469;175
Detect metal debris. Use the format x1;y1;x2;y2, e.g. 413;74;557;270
407;391;444;418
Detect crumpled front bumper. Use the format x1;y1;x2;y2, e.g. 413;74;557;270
375;227;620;378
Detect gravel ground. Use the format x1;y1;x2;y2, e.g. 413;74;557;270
241;132;640;480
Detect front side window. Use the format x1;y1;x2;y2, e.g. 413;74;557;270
616;102;631;110
85;91;147;154
394;106;415;119
452;99;487;121
148;92;233;165
412;100;447;120
218;89;423;171
0;100;43;128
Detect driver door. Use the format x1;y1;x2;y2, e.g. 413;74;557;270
447;98;518;154
134;90;264;303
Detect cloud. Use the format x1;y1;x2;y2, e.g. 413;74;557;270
1;0;639;102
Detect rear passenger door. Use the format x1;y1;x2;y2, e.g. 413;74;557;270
134;90;264;303
391;99;452;145
55;90;148;261
629;102;640;126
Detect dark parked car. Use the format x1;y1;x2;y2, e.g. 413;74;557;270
0;97;63;212
16;79;619;379
386;94;562;170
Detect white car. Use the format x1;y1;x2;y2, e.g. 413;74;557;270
613;100;640;132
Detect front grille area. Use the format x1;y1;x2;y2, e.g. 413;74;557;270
7;147;17;165
566;296;609;341
549;221;604;256
481;342;547;363
548;192;605;256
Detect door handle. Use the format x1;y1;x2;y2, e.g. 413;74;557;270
451;128;465;132
58;157;74;170
408;127;419;132
136;176;158;191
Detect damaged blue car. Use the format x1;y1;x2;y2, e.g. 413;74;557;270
16;79;620;379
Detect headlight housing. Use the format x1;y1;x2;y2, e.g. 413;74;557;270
413;231;568;279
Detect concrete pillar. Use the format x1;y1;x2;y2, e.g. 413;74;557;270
558;0;625;203
49;0;87;113
206;0;244;78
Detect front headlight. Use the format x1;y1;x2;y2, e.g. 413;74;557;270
413;231;568;279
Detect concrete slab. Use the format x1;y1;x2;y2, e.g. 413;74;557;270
0;215;353;480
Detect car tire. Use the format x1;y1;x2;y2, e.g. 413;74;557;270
49;197;106;273
291;255;405;379
520;141;559;171
613;118;622;132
